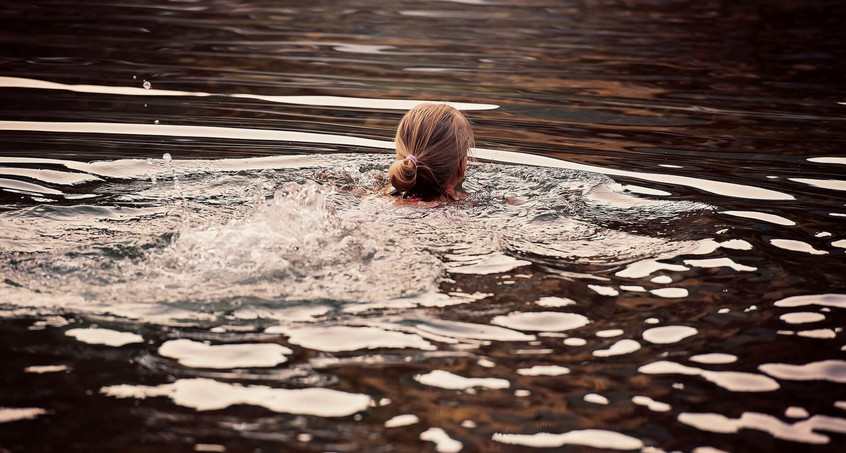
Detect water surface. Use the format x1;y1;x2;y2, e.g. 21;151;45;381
0;1;844;452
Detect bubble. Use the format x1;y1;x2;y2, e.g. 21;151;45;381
143;80;151;89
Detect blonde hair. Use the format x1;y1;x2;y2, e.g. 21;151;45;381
388;103;474;197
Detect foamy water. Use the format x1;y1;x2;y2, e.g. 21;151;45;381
2;151;842;452
1;0;845;445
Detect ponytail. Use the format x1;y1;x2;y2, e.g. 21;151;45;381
388;155;418;193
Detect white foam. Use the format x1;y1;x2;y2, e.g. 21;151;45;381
158;339;292;369
492;429;644;450
650;276;673;284
642;326;697;344
414;370;509;390
65;328;143;347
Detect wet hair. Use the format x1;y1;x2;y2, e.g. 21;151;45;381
388;103;474;197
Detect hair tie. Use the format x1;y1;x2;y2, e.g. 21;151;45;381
407;155;418;166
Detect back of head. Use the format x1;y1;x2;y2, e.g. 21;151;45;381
388;103;474;196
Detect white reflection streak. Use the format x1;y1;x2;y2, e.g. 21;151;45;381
678;411;846;444
639;361;779;392
414;370;510;390
100;378;372;416
492;429;644;450
789;178;846;191
420;428;463;453
0;76;499;111
0;407;47;423
65;328;144;347
0;120;795;201
721;210;796;226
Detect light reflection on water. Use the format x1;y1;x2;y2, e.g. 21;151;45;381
0;0;844;451
0;153;842;451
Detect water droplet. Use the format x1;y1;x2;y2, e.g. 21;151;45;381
162;153;172;163
143;80;152;89
154;120;159;125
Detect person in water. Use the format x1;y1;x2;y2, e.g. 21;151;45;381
386;103;474;201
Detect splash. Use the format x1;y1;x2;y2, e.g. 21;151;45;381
0;154;713;327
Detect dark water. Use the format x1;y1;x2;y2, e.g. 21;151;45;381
1;0;845;452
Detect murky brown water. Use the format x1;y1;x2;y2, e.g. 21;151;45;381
1;1;844;452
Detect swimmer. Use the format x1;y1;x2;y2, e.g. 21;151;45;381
385;103;474;201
